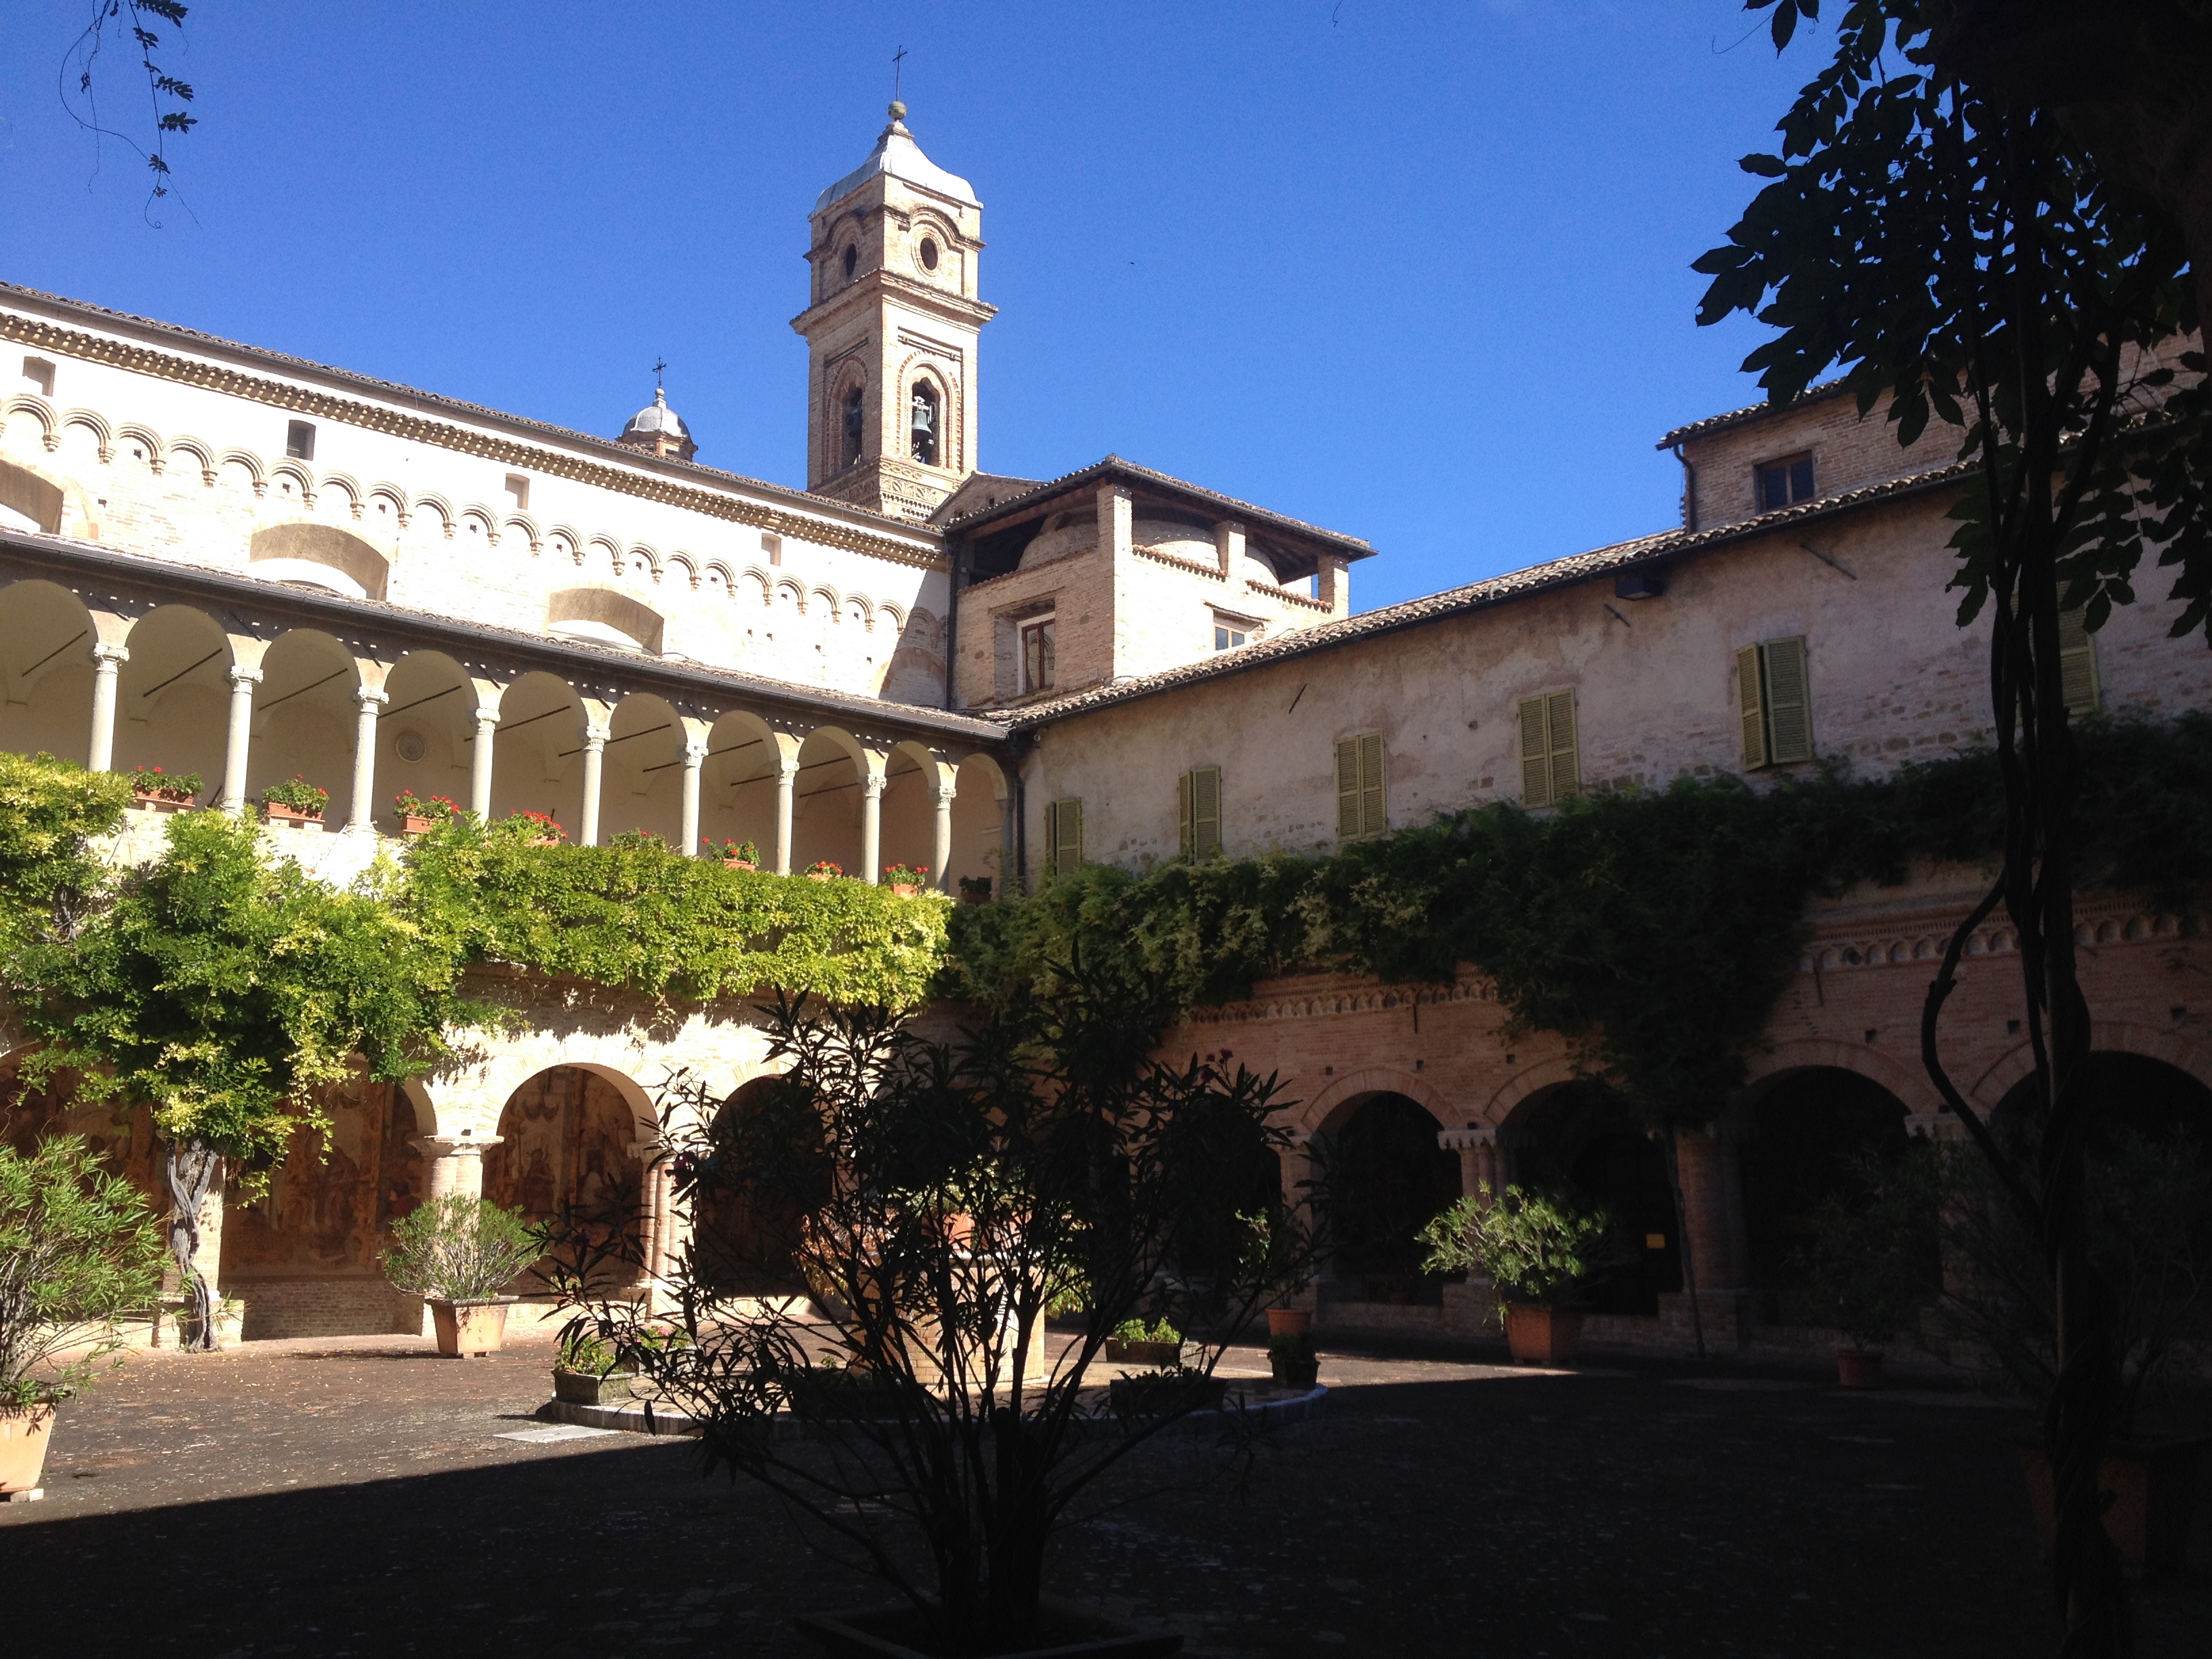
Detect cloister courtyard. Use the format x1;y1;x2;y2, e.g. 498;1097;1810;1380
5;1330;2208;1656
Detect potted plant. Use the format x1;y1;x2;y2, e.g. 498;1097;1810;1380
259;776;329;826
1420;1183;1622;1366
500;808;566;846
0;1136;165;1500
1925;1127;2212;1578
551;1328;636;1406
803;859;843;882
1267;1330;1320;1390
1798;1152;1939;1389
1103;1316;1182;1367
957;875;992;905
717;838;760;871
882;863;930;897
380;1193;541;1358
392;790;460;836
127;764;199;810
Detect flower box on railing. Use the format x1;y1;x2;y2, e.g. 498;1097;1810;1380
127;766;201;811
131;789;196;813
400;814;438;836
264;802;325;827
723;858;758;871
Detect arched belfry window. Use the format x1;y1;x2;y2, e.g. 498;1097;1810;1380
909;382;941;468
842;243;859;283
841;384;866;470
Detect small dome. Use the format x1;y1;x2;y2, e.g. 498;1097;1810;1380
615;386;697;462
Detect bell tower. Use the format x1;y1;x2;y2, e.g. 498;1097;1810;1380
794;102;995;522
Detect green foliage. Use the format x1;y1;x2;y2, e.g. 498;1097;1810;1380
1110;1316;1180;1344
944;720;2212;1125
258;776;329;814
401;814;948;1008
555;1328;623;1376
0;752;129;955
125;764;199;798
9;809;478;1169
1420;1185;1624;1310
1798;1149;1942;1351
392;790;459;823
0;1135;165;1406
380;1194;541;1302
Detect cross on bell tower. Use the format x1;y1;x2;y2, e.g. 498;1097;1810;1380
792;101;995;522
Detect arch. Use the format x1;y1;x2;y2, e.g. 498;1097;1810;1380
665;552;699;589
457;506;497;545
903;365;948;470
1475;1052;1585;1129
487;670;588;832
790;725;870;875
547;587;665;653
0;579;100;763
0;455;66;533
698;708;785;860
166;435;215;484
878;738;947;882
58;408;113;461
1;394;56;453
501;514;541;552
410;493;455;539
1318;1090;1460;1300
218;448;266;492
546;526;582;564
266;460;314;506
1968;1022;2212;1113
363;483;408;529
1302;1066;1441;1137
598;690;685;845
249;521;392;602
483;1065;653;1293
315;472;363;520
691;1070;816;1296
115;422;165;472
832;367;868;472
1740;1066;1916;1314
380;648;478;819
617;544;659;583
1741;1038;1942;1117
115;605;234;791
1500;1076;1681;1314
246;629;365;817
701;560;735;598
947;752;1007;895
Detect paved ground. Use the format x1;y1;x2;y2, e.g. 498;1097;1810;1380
5;1332;2207;1656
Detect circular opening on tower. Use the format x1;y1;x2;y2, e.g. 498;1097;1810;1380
919;237;940;272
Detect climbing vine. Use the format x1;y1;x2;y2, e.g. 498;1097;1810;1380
0;752;129;953
400;817;950;1010
943;716;2212;1127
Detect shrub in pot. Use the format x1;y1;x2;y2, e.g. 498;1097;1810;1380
380;1194;541;1357
1267;1331;1319;1389
882;863;930;897
259;776;329;825
127;764;200;808
392;790;460;835
0;1136;165;1498
1420;1183;1623;1365
1797;1150;1939;1389
1103;1316;1182;1367
552;1328;635;1406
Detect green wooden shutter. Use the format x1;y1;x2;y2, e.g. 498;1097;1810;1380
1048;797;1082;876
1336;738;1363;838
1191;765;1222;856
1762;636;1812;764
2057;608;2100;716
1517;697;1552;808
1544;691;1578;800
1177;770;1193;858
1736;644;1767;770
1356;735;1385;836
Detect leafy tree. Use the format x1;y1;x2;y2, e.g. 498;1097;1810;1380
9;810;479;1349
0;1134;165;1407
1696;5;2209;1650
0;751;129;952
59;0;199;218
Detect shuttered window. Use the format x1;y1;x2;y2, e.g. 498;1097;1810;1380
1179;766;1222;859
1736;636;1813;770
2058;607;2100;716
1333;733;1386;840
1045;797;1082;877
1516;691;1580;808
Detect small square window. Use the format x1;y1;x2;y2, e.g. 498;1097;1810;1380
1214;624;1248;651
285;420;316;462
1020;616;1056;694
20;356;56;398
1755;453;1815;512
503;474;529;511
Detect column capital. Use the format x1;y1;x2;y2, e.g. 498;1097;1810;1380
226;665;264;689
583;722;612;748
1437;1126;1497;1151
353;685;390;709
682;738;710;764
931;782;959;807
472;705;501;728
1907;1112;1968;1143
412;1134;504;1160
89;642;129;668
861;773;886;799
776;756;802;780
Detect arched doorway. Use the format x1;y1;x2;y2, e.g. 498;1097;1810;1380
485;1066;649;1290
1741;1068;1913;1324
687;1073;822;1297
1994;1050;2212;1150
1321;1093;1460;1304
1503;1079;1679;1315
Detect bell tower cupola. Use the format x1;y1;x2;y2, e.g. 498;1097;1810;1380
794;102;994;522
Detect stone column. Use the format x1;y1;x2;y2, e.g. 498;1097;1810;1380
1664;1122;1753;1351
860;773;884;884
1279;1130;1322;1309
1437;1126;1500;1201
578;721;609;847
773;757;798;875
87;642;127;772
219;666;262;812
413;1135;502;1204
1909;1113;1973;1306
468;705;499;820
348;687;386;833
678;738;708;857
932;781;956;891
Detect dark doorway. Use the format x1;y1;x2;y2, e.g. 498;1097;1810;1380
1322;1093;1460;1303
1742;1068;1912;1322
1504;1080;1679;1315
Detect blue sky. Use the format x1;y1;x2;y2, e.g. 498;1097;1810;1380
0;2;1810;610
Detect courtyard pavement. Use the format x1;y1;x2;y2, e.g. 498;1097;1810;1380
4;1332;2206;1656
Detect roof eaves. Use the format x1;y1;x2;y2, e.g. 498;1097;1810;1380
1655;378;1853;449
942;453;1376;557
1004;460;1967;729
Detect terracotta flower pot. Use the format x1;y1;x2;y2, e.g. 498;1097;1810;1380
132;790;194;812
2015;1437;2206;1580
1835;1347;1885;1389
723;858;758;871
399;813;439;835
0;1403;58;1499
1502;1304;1584;1366
1265;1308;1313;1338
552;1368;636;1406
888;882;922;897
264;802;325;827
428;1297;512;1357
1269;1350;1320;1389
1103;1338;1183;1368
